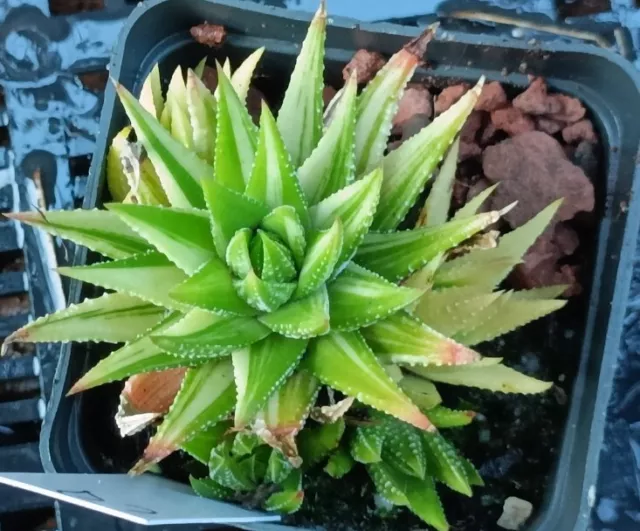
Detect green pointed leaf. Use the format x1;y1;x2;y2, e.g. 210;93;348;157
267;448;294;484
362;312;481;367
452;291;566;346
356;210;503;282
68;312;187;394
139;63;164;118
132;359;236;473
294;219;342;299
243;445;271;484
423;432;473;496
408;361;552;394
209;438;255;491
399;375;442;411
264;488;304;514
413;286;499;338
298;73;357;204
194;57;207;78
231;47;264;102
355;29;434;176
57;251;188;310
512;285;568;300
233;270;296;313
324;447;355;478
226;228;253;279
181;421;232;464
328;263;423;331
6;293;164;345
276;3;326;167
189;476;233;500
246;103;309;227
106;204;216;274
367;462;409;506
309;168;382;267
417;137;460;229
116;83;209;208
260;206;307;268
454;183;499;220
232;433;261;456
305;331;434;431
298;418;346;466
202;179;269;257
166;67;193;149
169;258;257;316
254;370;319;465
232;335;307;429
151;309;270;360
256;231;297;283
214;65;258;191
380;418;426;479
460;456;484;487
7;209;151;260
428;406;475;429
186;69;217;164
435;200;561;289
259;287;330;339
376;82;481;231
350;424;384;464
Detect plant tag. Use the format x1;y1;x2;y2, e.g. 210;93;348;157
0;472;280;526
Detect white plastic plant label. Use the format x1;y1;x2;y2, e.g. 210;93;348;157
0;473;281;526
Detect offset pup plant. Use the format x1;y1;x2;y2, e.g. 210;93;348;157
5;3;568;529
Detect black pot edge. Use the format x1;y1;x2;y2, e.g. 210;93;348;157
37;1;640;530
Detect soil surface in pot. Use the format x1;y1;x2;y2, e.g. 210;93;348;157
75;43;601;531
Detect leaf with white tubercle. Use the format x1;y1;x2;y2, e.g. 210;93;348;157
202;179;269;258
169;258;258;316
181;421;232;464
428;406;476;429
398;375;442;411
407;360;553;394
226;228;253;279
131;358;236;474
362;311;481;367
298;417;346;466
232;334;308;430
150;309;270;360
231;47;265;102
209;437;255;491
189;476;233;501
356;208;508;282
367;462;409;506
232;432;261;456
233;270;296;312
260;206;307;268
276;2;326;168
297;72;357;204
309;168;382;268
139;63;164;118
57;251;189;311
106;204;216;275
259;287;330;339
376;81;482;231
246;102;310;228
327;263;424;331
166;67;194;149
355;27;435;176
294;219;342;299
253;369;320;465
304;330;435;431
350;423;384;464
214;64;258;191
512;285;568;300
380;417;426;479
256;230;297;283
115;83;209;209
67;312;188;394
5;293;164;346
186;69;217;164
6;209;151;260
422;432;474;496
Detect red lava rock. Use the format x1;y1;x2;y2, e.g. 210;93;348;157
435;84;469;115
553;223;580;255
323;85;337;108
483;131;595;228
491;106;535;136
535;117;564;135
562;119;597;144
460;111;485;143
513;77;562;115
400;114;431;141
190;23;226;47
547;94;586;123
392;84;433;135
343;49;386;84
459;141;482;161
512;249;581;296
475;81;507;112
200;66;219;93
480;122;499;146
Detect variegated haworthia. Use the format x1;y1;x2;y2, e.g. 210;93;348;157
5;3;568;529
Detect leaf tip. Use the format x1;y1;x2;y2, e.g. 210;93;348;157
403;24;437;59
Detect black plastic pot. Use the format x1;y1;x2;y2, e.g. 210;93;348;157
38;0;640;529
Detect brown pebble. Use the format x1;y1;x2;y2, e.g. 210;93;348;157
475;81;507;112
536;117;564;135
547;94;586;123
460;111;485;143
392;84;433;135
562;119;597;144
513;77;562;115
343;49;386;85
435;84;469;115
459;141;482;161
190;23;226;47
491;106;535;136
480;122;499;146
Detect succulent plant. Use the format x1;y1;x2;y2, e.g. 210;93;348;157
4;4;568;529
